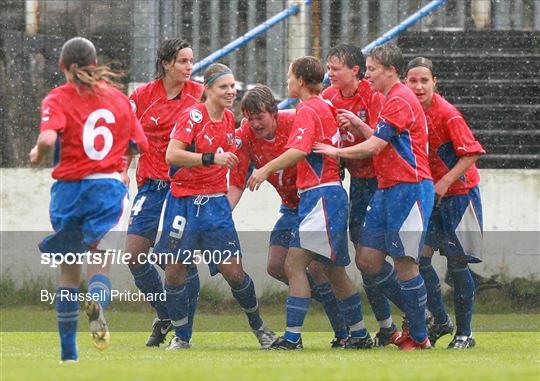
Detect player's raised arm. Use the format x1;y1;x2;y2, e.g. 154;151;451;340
313;135;387;160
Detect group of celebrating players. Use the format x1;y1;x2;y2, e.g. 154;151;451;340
30;35;485;362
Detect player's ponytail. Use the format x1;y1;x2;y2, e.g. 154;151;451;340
60;37;124;92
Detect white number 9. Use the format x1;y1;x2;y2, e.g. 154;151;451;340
83;109;115;160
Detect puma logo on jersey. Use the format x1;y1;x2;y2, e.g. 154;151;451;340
204;134;215;144
41;107;50;122
150;116;160;125
297;128;306;134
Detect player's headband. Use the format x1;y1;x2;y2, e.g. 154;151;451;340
205;69;233;86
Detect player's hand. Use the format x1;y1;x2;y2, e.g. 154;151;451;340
29;145;42;165
434;178;450;206
247;167;270;191
337;109;368;132
313;142;340;159
214;152;239;169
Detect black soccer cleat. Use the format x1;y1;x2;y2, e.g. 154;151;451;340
146;318;173;347
447;335;476;349
428;316;454;346
330;336;348;349
269;336;303;350
373;325;401;347
344;334;374;349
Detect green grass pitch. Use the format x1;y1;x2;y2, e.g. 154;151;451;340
1;309;539;381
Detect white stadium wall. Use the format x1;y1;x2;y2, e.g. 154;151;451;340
1;168;538;295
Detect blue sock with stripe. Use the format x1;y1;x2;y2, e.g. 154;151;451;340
284;296;310;343
230;274;263;330
130;263;168;319
337;293;368;338
185;266;200;340
419;256;448;324
448;259;475;336
373;261;405;312
56;287;79;361
399;275;428;343
88;274;111;309
362;273;393;329
310;281;348;339
164;283;190;341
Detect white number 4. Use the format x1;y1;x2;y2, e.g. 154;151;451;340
131;196;146;216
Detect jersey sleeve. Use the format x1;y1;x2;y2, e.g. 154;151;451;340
368;92;384;128
446;114;486;157
40;93;66;133
129;111;149;153
229;123;251;189
285;106;317;153
171;108;198;145
374;97;414;141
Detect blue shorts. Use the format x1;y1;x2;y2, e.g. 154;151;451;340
425;186;483;263
361;179;435;260
127;179;170;241
153;192;242;276
349;177;378;244
39;179;129;255
289;184;350;267
269;205;299;248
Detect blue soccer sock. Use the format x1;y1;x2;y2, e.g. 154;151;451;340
284;296;310;343
185;266;200;340
310;282;348;339
164;283;190;341
448;259;475;336
398;275;428;343
230;274;264;330
337;293;368;338
373;261;406;312
130;262;169;319
362;272;393;329
88;273;111;309
419;256;448;324
56;287;79;361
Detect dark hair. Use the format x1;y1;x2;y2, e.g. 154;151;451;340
203;63;233;86
326;44;365;79
366;43;404;76
241;85;278;116
60;37;123;91
154;38;192;79
405;56;436;77
290;56;324;94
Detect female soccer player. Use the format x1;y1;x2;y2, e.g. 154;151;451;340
248;57;372;350
405;57;485;349
229;85;349;348
322;44;402;346
126;38;204;347
153;63;275;350
314;44;434;350
30;37;148;362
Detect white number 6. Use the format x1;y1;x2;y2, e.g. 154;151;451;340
83;109;114;160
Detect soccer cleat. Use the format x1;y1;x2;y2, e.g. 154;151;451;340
85;300;110;351
146;318;173;347
398;336;431;351
428;316;454;346
253;325;276;349
447;335;476;349
165;336;192;350
330;336;348;349
373;325;401;347
344;334;374;349
59;359;78;364
268;336;303;350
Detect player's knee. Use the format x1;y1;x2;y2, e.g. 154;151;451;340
164;264;186;285
267;262;286;283
307;262;327;284
223;269;246;288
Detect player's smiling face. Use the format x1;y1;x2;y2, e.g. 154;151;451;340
206;74;237;108
405;66;437;108
365;57;393;93
326;56;359;92
245;111;277;140
163;47;194;84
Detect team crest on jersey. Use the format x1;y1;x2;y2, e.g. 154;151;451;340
226;132;234;146
235;136;242;149
130;99;137;113
190;109;203;123
356;109;367;122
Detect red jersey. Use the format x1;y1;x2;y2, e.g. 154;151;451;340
425;93;485;195
169;103;236;197
129;79;203;186
40;82;148;180
231;111;299;208
322;79;384;178
285;96;342;190
372;83;432;188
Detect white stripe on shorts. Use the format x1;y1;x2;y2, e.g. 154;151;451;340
455;200;483;258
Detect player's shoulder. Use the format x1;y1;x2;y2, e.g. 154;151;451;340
321;86;339;101
432;93;463;120
184;80;204;100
